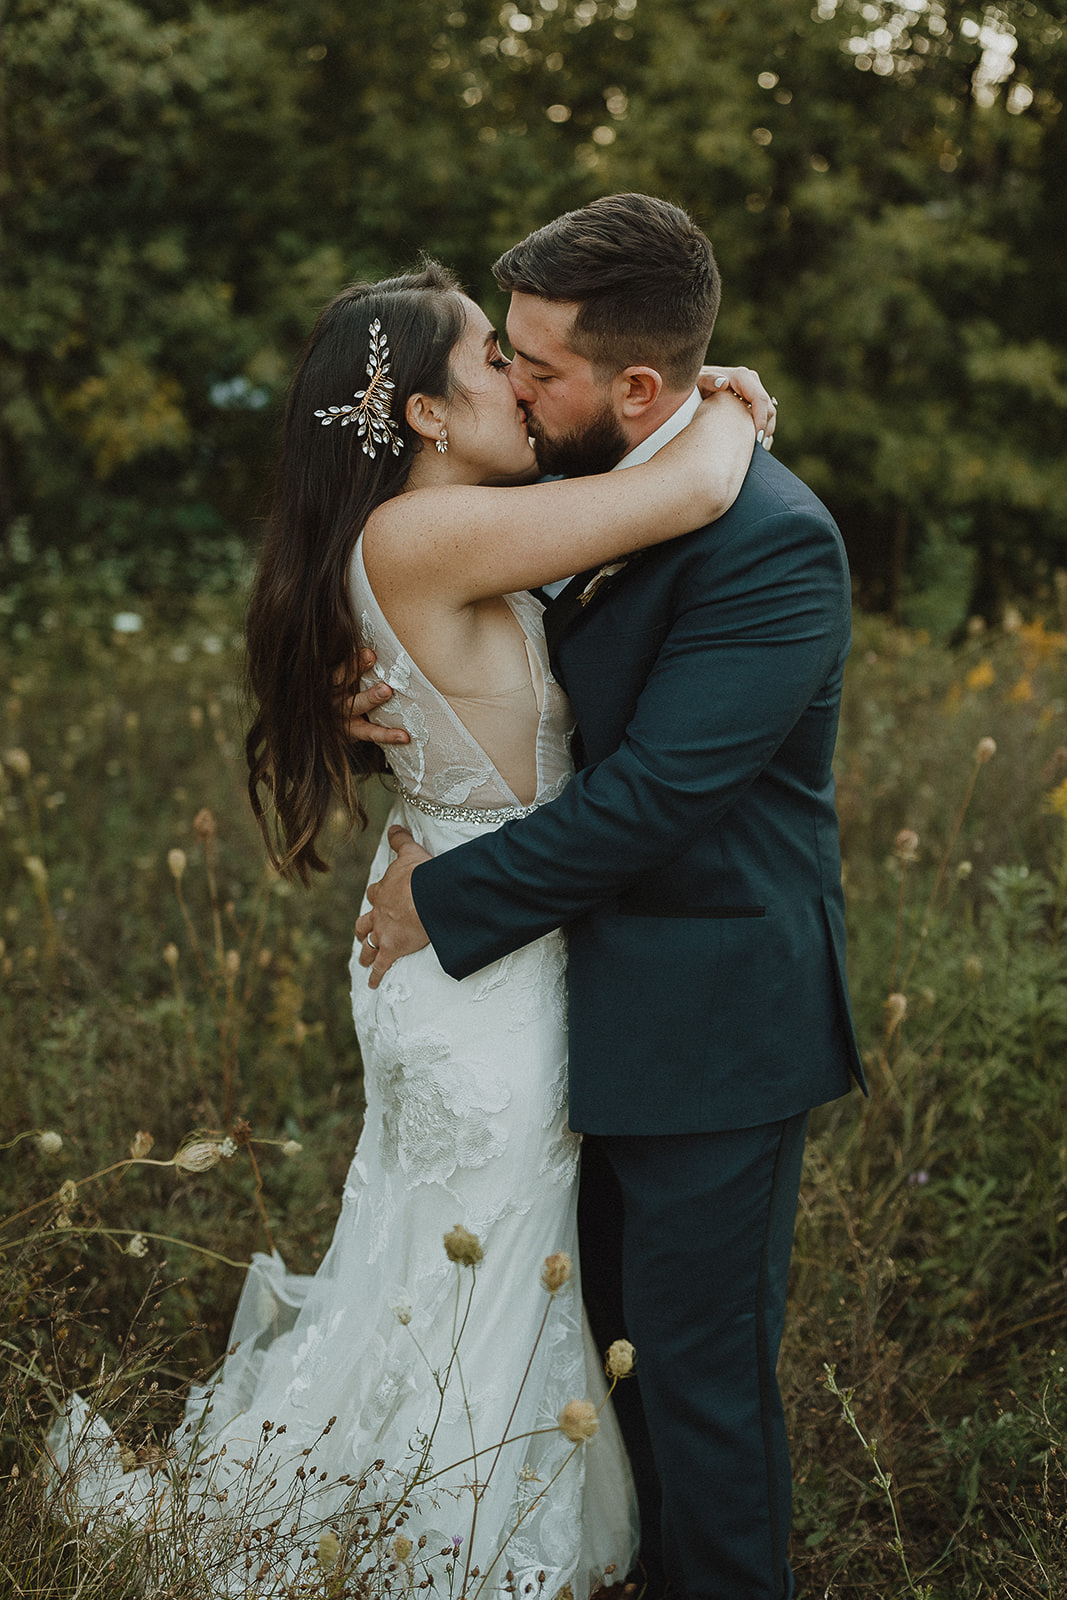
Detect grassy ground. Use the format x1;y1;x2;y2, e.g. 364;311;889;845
2;591;1067;1596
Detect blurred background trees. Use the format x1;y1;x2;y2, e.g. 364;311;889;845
2;0;1065;629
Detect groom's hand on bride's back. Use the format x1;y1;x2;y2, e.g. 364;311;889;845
336;650;410;748
356;827;433;987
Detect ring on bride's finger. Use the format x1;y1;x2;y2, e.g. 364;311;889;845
771;396;779;406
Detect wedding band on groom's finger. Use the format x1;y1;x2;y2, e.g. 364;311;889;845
367;937;379;951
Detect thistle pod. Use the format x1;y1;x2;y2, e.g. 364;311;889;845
4;748;31;779
24;855;48;886
167;849;187;880
604;1339;636;1379
394;1535;413;1563
129;1130;154;1159
193;807;218;842
443;1224;483;1267
541;1251;573;1294
162;942;179;969
37;1130;63;1156
893;829;919;864
173;1138;222;1174
884;992;908;1036
558;1399;599;1444
975;737;997;764
317;1531;340;1571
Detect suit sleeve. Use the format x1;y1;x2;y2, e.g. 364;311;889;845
412;506;851;980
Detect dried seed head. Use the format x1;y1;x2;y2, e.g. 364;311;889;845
964;955;984;984
975;736;997;764
129;1130;154;1159
604;1339;635;1379
162;942;180;969
167;849;187;880
894;829;919;863
885;992;908;1033
443;1224;483;1267
4;749;31;779
956;860;973;880
224;948;240;978
394;1535;413;1563
37;1130;63;1156
281;1139;303;1158
173;1138;221;1174
558;1399;599;1443
393;1297;413;1326
317;1531;340;1571
55;1210;73;1230
127;1234;149;1258
58;1179;78;1208
540;1251;573;1294
218;1136;238;1160
193;807;218;841
24;855;48;885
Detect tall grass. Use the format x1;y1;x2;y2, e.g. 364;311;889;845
2;593;1067;1595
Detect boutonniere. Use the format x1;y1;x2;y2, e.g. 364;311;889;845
577;554;640;606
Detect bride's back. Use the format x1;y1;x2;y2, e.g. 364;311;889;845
350;536;573;813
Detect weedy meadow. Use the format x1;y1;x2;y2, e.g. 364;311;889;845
2;592;1067;1597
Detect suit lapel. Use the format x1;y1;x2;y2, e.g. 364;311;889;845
542;553;645;662
541;567;599;660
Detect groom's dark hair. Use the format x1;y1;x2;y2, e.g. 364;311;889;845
493;193;721;389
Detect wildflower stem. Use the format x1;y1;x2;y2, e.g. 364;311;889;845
241;1138;276;1255
889;856;909;992
900;755;985;993
4;1224;249;1269
477;1296;553;1499
823;1364;930;1598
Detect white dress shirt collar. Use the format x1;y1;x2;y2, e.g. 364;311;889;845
613;387;701;470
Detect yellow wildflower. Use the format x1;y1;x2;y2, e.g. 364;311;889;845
965;659;994;692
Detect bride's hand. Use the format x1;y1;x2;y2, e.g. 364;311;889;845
356;826;433;987
698;366;778;450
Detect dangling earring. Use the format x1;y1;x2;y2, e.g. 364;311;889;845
436;428;449;455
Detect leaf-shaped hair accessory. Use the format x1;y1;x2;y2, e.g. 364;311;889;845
313;319;404;459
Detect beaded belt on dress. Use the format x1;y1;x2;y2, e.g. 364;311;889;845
394;781;540;824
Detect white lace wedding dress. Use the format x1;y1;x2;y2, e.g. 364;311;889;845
48;540;638;1597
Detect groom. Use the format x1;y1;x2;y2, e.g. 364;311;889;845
350;194;865;1599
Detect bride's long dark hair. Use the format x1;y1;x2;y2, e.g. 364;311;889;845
246;262;466;882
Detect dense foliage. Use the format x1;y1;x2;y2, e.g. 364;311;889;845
2;0;1066;625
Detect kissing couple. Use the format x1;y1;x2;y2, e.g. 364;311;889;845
55;193;865;1600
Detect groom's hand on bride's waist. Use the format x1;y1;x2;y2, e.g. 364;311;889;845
339;649;410;748
356;827;432;987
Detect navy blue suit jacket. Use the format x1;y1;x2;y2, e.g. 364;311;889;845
412;447;865;1134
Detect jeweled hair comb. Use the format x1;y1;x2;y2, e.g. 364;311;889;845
313;318;403;459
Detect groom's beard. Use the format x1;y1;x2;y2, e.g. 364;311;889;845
527;400;628;478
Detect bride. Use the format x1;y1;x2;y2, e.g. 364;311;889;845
49;262;764;1596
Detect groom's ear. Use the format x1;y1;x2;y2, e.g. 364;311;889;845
616;366;663;420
